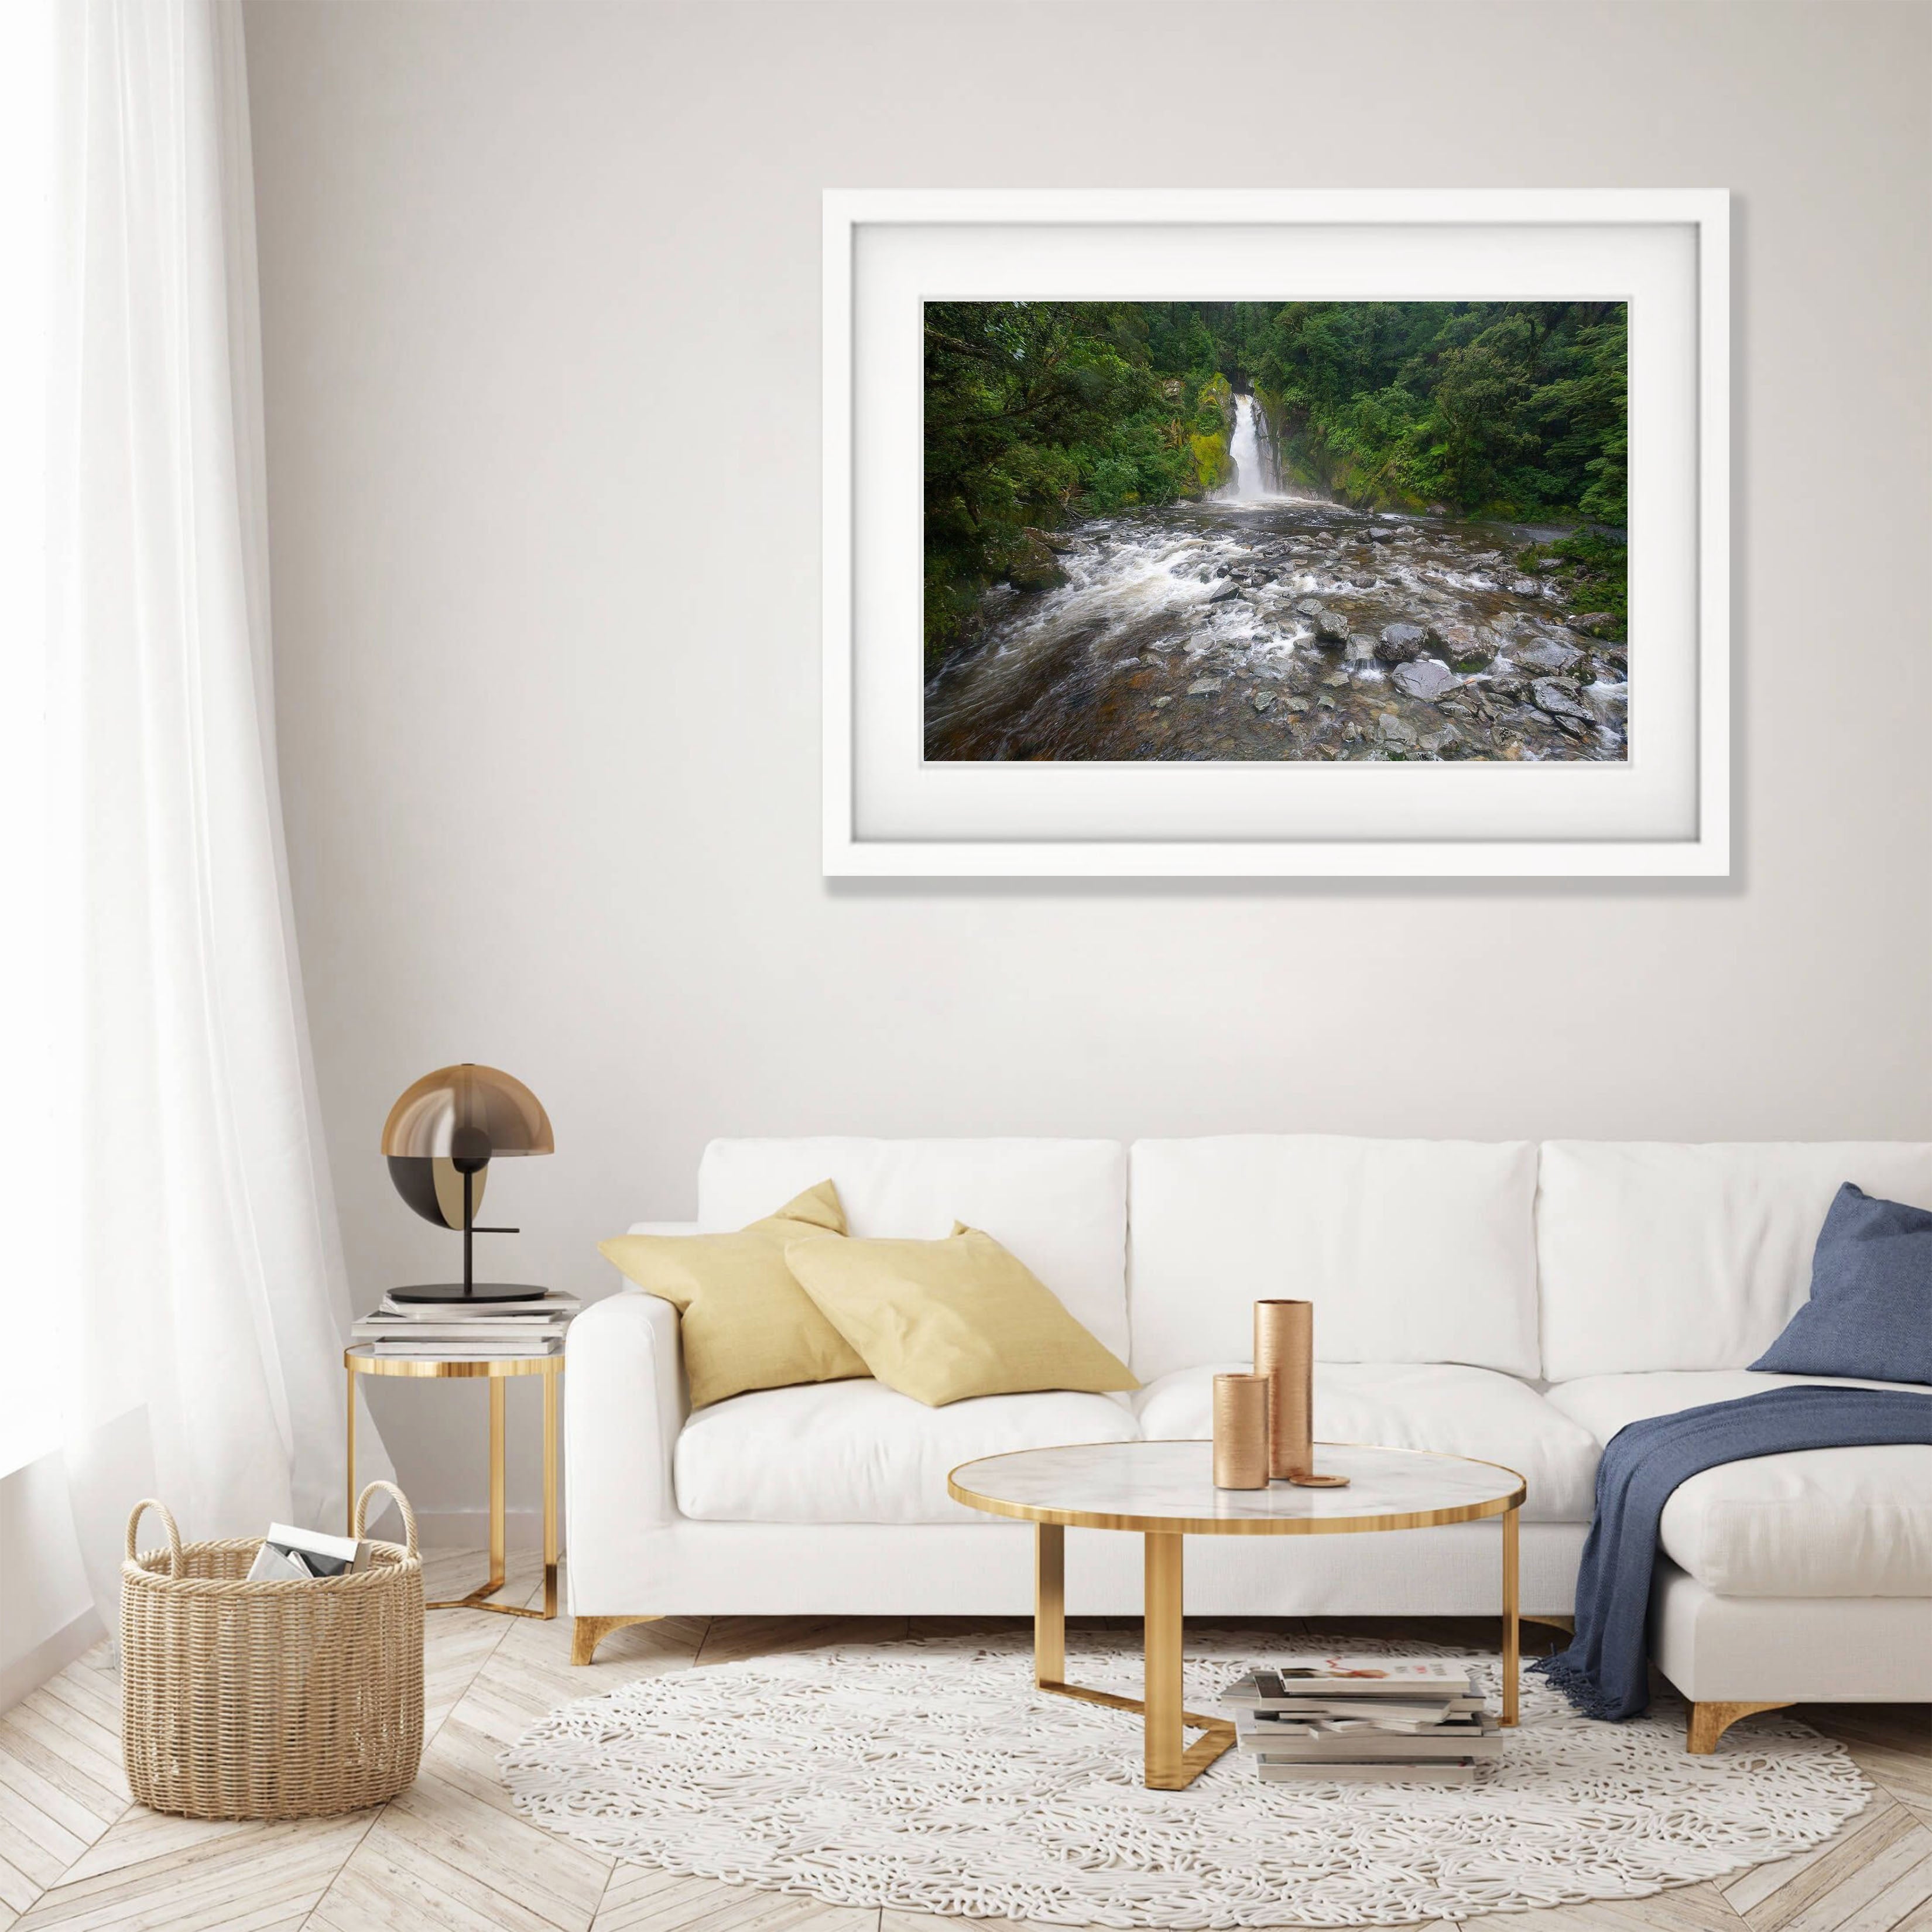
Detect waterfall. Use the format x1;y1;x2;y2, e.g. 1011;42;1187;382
1224;393;1277;500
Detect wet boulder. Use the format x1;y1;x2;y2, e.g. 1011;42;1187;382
1187;676;1224;696
1375;622;1429;664
1305;605;1351;646
1390;657;1459;703
1435;623;1498;672
1250;688;1276;714
1530;677;1593;723
1368;526;1399;542
1591;646;1629;683
1204;580;1242;605
1566;610;1622;639
1376;712;1420;752
1023;526;1077;556
1006;532;1068;593
1514;638;1585;679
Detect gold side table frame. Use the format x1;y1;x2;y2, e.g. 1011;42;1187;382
345;1345;561;1619
951;1440;1525;1791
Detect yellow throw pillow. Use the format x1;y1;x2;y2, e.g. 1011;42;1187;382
598;1181;868;1408
783;1223;1138;1407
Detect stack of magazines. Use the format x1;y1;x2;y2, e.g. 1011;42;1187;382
246;1522;372;1582
1221;1660;1501;1783
351;1290;580;1359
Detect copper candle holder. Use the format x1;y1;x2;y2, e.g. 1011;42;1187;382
1211;1373;1270;1489
1253;1299;1350;1488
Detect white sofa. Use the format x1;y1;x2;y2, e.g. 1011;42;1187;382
566;1136;1932;1746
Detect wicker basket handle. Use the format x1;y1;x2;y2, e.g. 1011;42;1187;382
352;1480;418;1556
125;1498;184;1577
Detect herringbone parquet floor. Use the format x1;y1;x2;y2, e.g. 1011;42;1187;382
1;1554;1926;1931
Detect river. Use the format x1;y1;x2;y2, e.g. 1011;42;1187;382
924;396;1628;764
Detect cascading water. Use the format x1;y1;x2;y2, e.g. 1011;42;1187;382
1222;392;1277;500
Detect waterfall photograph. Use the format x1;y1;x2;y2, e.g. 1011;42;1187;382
922;300;1629;764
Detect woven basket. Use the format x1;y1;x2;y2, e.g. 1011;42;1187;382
121;1481;424;1819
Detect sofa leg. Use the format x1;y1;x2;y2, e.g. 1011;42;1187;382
1687;1700;1791;1753
573;1614;662;1666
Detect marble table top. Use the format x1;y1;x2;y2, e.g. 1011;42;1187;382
948;1440;1523;1534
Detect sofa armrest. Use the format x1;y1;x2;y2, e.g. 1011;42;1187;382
566;1288;686;1561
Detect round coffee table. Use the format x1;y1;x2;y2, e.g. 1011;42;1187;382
948;1439;1526;1790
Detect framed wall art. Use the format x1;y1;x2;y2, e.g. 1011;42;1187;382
822;189;1728;876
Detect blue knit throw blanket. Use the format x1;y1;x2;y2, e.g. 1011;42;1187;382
1534;1385;1932;1721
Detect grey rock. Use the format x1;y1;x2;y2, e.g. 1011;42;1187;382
1187;677;1224;696
1436;623;1498;672
1567;610;1621;638
1006;532;1068;593
1368;526;1399;542
1530;677;1592;722
1308;607;1351;646
1375;622;1429;664
1024;526;1077;556
1151;696;1174;710
1390;657;1459;702
1376;712;1420;750
1514;638;1585;679
1509;577;1542;596
1282;696;1311;714
1321;670;1351;687
1293;595;1325;618
1205;581;1242;604
1250;688;1276;714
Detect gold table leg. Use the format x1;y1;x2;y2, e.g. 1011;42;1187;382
425;1371;561;1619
344;1364;357;1534
1502;1503;1520;1726
1030;1522;1234;1790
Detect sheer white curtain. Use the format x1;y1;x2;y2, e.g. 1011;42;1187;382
23;0;387;1616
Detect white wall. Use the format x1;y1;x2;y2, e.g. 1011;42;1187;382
241;0;1932;1526
0;1457;100;1710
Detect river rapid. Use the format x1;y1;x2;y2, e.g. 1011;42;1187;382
925;405;1628;765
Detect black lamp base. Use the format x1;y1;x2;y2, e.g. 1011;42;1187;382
388;1282;553;1306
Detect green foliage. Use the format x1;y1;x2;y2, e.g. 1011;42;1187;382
1246;301;1627;520
922;299;1626;662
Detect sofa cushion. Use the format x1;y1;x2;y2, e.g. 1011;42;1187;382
1536;1142;1932;1381
1546;1371;1932;1597
1128;1137;1540;1382
1751;1184;1932;1384
786;1226;1137;1406
598;1181;865;1408
674;1379;1139;1525
698;1138;1129;1361
1132;1362;1599;1522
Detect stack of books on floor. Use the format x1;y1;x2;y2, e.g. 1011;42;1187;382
1221;1662;1502;1784
351;1290;580;1358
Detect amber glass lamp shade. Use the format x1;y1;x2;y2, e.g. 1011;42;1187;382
382;1064;553;1302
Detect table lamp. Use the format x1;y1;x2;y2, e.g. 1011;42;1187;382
382;1063;554;1303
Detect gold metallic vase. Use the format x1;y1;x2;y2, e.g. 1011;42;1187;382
1253;1299;1349;1488
1211;1373;1270;1489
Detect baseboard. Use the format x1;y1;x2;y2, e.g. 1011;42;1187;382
1;1606;108;1714
409;1506;560;1553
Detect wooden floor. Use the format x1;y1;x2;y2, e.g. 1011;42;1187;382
1;1553;1926;1932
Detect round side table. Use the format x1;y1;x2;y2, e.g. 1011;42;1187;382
344;1346;561;1619
950;1438;1525;1790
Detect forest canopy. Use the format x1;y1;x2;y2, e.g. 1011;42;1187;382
923;299;1627;659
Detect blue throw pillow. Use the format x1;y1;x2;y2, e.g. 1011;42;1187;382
1751;1183;1932;1384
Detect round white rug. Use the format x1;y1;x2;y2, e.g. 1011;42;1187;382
501;1632;1871;1927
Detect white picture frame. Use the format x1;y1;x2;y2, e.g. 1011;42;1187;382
823;189;1728;878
